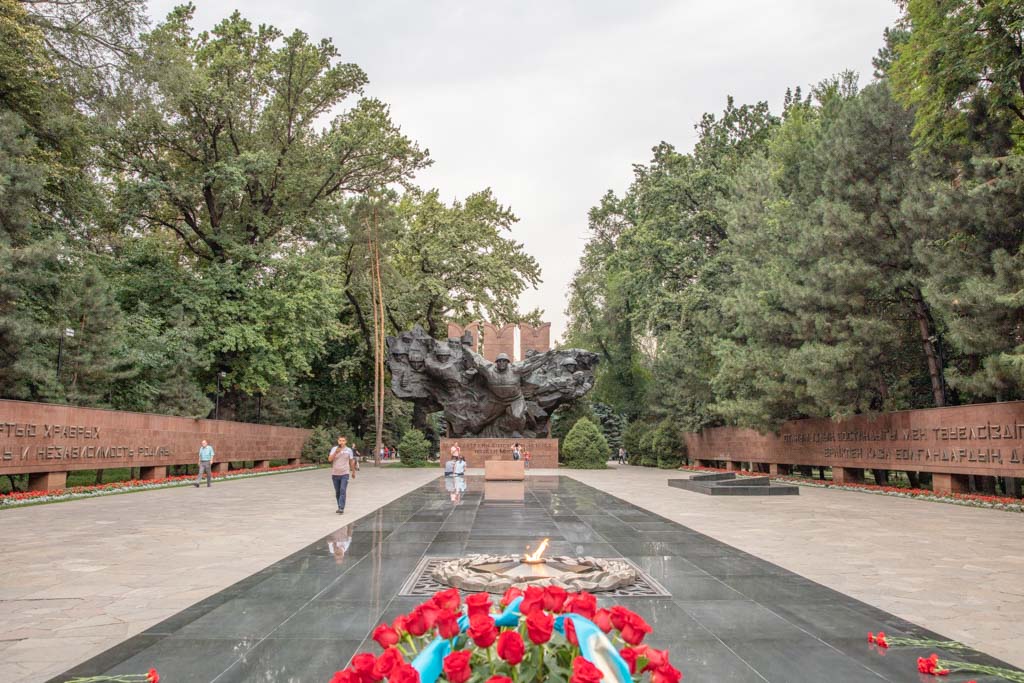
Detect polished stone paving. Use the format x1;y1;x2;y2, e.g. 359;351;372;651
51;476;1019;682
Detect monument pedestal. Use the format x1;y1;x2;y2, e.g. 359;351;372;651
440;437;558;469
485;460;525;481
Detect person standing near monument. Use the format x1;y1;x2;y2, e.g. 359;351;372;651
512;442;522;461
618;447;627;464
193;439;214;488
450;442;461;460
453;454;466;476
328;436;356;514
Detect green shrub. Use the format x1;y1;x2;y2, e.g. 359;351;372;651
302;427;334;464
621;420;651;466
561;417;609;469
652;420;687;469
398;428;432;467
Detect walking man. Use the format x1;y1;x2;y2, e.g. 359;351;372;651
329;436;356;514
194;439;214;488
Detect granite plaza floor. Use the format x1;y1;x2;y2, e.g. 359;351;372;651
45;473;1022;683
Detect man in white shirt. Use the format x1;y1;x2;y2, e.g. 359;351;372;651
453;455;466;476
328;436;356;514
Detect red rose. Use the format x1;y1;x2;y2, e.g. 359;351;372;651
496;630;525;665
373;647;404;678
388;663;420;683
611;606;652;645
564;616;578;646
350;653;382;682
649;662;683;683
466;592;493;619
436;609;461;640
639;646;670;670
620;647;640;674
467;613;499;647
392;615;409;635
405;604;440;636
372;623;400;648
565;591;597;620
542;585;568;612
519;586;545;615
500;587;523;607
525;609;554;644
329;670;361;683
593;609;613;633
431;588;461;612
569;656;604;683
442;651;473;683
486;678;513;683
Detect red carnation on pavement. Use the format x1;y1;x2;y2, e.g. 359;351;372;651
496;630;526;665
146;669;160;683
542;585;569;612
373;647;404;678
388;663;421;683
875;632;889;648
593;608;613;633
519;586;545;615
565;591;597;620
467;613;499;648
442;650;473;683
569;655;604;683
372;623;400;648
436;609;461;640
431;588;461;612
500;586;523;607
526;609;555;645
867;632;875;644
465;592;492;619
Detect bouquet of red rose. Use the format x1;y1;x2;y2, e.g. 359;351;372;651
330;586;682;683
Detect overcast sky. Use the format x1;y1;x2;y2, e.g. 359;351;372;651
148;1;901;342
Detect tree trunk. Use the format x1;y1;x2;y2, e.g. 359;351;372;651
911;287;946;407
94;469;103;485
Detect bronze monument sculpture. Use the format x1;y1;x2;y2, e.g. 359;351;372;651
387;326;598;438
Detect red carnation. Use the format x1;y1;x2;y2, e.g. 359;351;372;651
519;586;545;615
593;608;613;633
569;656;604;683
467;613;499;648
373;647;404;678
565;591;597;620
372;623;400;648
388;663;421;683
500;586;523;607
542;585;569;612
875;632;889;649
350;653;382;682
496;630;526;665
442;651;473;683
146;669;160;683
431;588;461;612
466;592;493;619
867;632;875;644
436;609;461;640
526;609;554;645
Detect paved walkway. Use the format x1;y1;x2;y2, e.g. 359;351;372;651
0;467;439;683
563;466;1024;669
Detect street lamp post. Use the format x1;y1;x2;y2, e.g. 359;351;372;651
215;371;226;420
56;328;75;381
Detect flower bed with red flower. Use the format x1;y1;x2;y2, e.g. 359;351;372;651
677;465;1023;513
0;464;316;509
331;587;682;683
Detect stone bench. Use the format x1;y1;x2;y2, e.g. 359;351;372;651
668;472;799;496
484;460;525;481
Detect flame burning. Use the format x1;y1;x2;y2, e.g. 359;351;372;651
524;538;550;563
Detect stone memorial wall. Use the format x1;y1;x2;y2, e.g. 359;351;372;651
440;438;558;469
0;399;311;490
685;401;1024;494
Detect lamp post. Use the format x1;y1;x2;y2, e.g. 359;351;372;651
215;371;226;420
56;328;74;381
